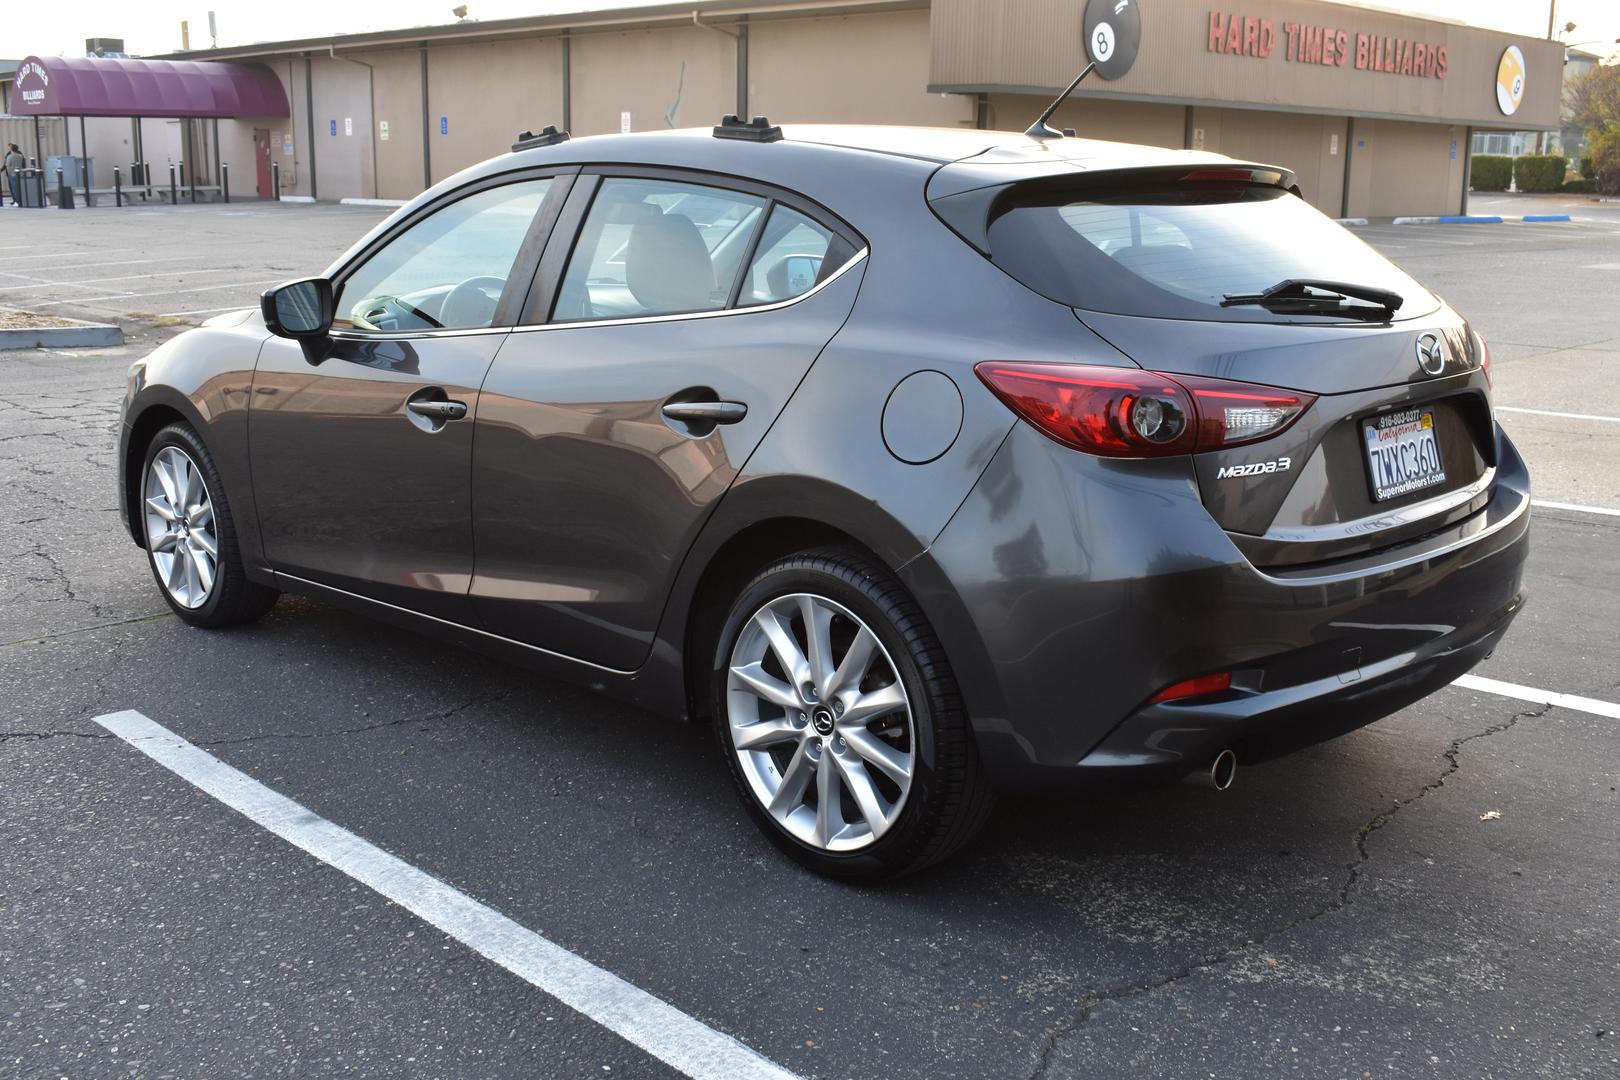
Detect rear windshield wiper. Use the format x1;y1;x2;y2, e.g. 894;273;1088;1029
1221;278;1402;318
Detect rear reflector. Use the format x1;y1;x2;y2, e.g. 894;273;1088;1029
975;362;1314;458
1149;672;1233;704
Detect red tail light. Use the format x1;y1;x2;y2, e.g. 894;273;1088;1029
975;362;1314;458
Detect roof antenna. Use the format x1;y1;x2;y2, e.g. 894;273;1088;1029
1024;61;1097;140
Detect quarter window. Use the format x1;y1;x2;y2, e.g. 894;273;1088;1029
738;205;842;307
554;178;767;322
335;178;553;333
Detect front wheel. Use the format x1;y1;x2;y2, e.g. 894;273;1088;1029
712;548;993;880
140;422;278;627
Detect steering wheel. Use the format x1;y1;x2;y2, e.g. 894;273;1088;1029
440;275;507;329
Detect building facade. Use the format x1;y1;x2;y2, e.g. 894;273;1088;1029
1;0;1563;218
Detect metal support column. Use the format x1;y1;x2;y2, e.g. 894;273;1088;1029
561;35;571;132
78;116;92;205
306;56;318;200
1339;118;1356;220
1461;126;1474;216
736;16;749;119
419;45;432;190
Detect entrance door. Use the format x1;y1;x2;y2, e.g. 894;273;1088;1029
253;128;272;197
249;175;562;621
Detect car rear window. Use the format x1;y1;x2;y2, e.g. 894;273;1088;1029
983;182;1438;323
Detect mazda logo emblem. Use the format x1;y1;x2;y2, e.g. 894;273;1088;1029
1416;333;1447;376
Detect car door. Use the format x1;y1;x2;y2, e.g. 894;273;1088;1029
249;171;572;621
470;169;866;670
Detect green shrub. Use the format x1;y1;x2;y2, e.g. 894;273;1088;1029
1592;129;1620;196
1470;154;1512;191
1512;154;1568;192
1562;178;1595;193
1579;154;1596;180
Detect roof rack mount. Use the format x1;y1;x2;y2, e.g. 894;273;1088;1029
713;114;782;143
512;124;570;152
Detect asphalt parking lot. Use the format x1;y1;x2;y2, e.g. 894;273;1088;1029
2;193;1617;1079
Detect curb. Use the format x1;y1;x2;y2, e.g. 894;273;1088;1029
278;195;316;204
1335;217;1369;226
1389;215;1506;225
1390;214;1571;225
340;197;409;208
0;323;124;351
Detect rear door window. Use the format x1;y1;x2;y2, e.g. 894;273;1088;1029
553;178;767;322
982;182;1437;323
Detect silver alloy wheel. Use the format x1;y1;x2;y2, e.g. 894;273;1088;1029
726;592;916;852
143;446;219;610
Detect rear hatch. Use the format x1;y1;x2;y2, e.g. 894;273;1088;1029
930;161;1495;569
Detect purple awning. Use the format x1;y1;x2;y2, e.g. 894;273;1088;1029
9;55;289;118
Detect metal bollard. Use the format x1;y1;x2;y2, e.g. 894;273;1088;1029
272;162;281;201
115;166;122;207
169;163;178;206
56;168;74;209
222;163;230;203
188;160;197;203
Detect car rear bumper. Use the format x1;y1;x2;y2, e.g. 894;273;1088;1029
907;420;1531;794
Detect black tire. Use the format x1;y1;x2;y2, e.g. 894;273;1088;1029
139;421;279;628
710;547;994;880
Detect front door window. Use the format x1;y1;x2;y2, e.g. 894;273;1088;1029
335;179;553;333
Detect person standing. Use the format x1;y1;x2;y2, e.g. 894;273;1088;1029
3;145;26;207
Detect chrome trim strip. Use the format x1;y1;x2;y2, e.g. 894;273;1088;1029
1259;467;1496;544
270;572;637;676
324;248;868;342
329;326;509;342
509;247;870;335
1253;486;1528;586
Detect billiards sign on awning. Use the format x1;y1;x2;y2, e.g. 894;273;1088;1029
1205;10;1450;80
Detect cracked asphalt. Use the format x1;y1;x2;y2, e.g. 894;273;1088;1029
2;198;1618;1079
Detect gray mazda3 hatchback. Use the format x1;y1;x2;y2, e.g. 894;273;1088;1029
118;119;1529;879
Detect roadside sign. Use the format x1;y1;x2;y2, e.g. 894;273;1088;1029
329;119;337;136
344;117;353;137
621;111;632;133
441;116;449;135
380;120;390;141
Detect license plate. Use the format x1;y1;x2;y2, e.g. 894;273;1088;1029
1363;407;1446;501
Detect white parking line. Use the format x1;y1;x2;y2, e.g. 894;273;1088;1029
91;710;799;1080
33;279;284;307
1497;406;1620;424
156;304;256;318
1533;499;1620;518
0;268;224;293
1453;675;1620;720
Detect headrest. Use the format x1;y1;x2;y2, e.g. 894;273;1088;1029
625;212;715;313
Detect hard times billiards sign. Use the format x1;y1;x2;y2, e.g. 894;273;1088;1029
1206;11;1450;80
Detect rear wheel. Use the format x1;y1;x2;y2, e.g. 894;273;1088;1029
140;422;278;627
712;548;993;880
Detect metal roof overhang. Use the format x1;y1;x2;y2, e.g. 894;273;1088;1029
9;55;289;118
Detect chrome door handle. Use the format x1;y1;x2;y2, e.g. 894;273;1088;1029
407;399;468;421
661;401;747;424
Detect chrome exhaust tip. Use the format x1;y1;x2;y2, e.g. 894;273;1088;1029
1184;748;1237;791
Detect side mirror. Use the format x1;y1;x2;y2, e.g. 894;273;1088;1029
261;278;334;339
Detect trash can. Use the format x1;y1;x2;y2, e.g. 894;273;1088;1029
18;170;46;208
